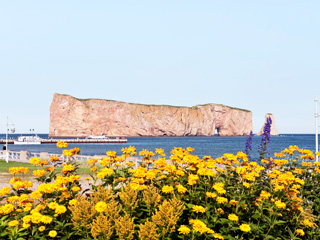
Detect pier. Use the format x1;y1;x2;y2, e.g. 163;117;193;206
0;137;127;145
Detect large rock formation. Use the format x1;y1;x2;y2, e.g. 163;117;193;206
257;113;279;136
49;93;253;137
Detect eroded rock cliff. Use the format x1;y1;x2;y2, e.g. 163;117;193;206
49;93;253;137
257;113;279;136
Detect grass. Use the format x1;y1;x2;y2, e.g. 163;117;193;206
0;159;92;175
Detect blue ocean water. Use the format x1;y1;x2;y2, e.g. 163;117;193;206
0;134;318;161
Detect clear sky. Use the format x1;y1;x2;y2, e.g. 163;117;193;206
1;1;320;134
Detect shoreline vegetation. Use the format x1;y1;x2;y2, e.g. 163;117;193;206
1;140;320;239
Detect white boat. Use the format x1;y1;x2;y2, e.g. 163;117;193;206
14;136;42;145
86;134;109;139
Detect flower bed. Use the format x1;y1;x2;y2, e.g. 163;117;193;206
1;141;320;239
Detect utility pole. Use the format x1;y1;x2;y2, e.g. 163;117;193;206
316;96;319;162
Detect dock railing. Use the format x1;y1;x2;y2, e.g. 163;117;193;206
0;150;142;169
0;150;98;164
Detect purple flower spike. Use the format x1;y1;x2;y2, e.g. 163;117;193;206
258;116;272;160
244;131;254;161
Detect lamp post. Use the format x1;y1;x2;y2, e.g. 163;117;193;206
5;117;15;163
5;116;8;163
316;96;319;162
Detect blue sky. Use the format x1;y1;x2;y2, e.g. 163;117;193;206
0;1;319;134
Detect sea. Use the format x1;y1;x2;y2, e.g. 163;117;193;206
0;134;318;161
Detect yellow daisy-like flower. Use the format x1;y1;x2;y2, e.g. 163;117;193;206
192;205;205;213
30;191;43;200
217;208;224;215
176;184;187;194
228;214;239;222
95;201;107;212
275;200;286;209
260;190;271;199
239;224;251;232
178;225;191;234
48;230;57;238
8;220;19;227
206;192;217;198
48;202;59;210
213;233;224;239
71;186;81;192
296;229;305;236
229;199;238;206
0;186;11;196
162;185;174;194
62;164;75;173
33;169;46;178
216;197;228;204
56;141;68;148
88;158;98;165
69;199;77;206
55;205;67;215
90;166;97;172
39;226;46;232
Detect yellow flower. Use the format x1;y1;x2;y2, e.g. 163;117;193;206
71;186;81;192
192;205;205;213
187;147;195;152
303;219;314;228
275;200;286;209
228;214;239;222
30;191;43;200
62;164;75;173
55;205;67;215
49;156;60;162
88;158;98;165
260;191;271;199
296;229;305;236
56;141;68;148
216;197;228;204
213;182;226;194
206;192;217;198
100;168;113;175
187;174;199;185
1;203;15;214
48;230;57;238
41;216;53;224
95;201;107;212
178;225;191;234
0;186;11;196
176;184;187;194
48;202;59;210
33;169;46;178
213;233;224;239
229;200;238;206
8;220;19;227
162;185;174;194
69;199;77;206
239;224;251;232
30;157;41;165
90;166;97;172
217;208;224;215
97;172;106;179
39;226;46;232
189;219;213;234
